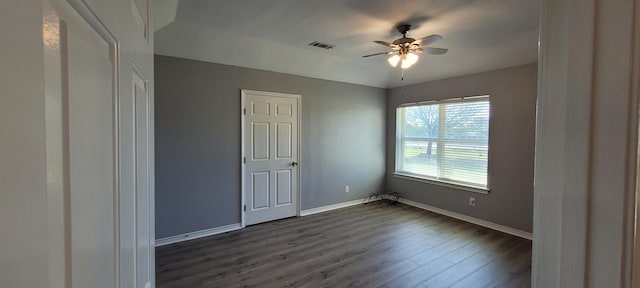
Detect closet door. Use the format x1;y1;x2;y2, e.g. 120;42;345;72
44;0;154;287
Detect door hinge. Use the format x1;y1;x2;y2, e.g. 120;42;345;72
243;108;246;115
243;156;246;164
243;205;246;212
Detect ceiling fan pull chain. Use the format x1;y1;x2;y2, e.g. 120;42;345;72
401;69;406;98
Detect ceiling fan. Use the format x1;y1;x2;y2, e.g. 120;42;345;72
363;24;448;69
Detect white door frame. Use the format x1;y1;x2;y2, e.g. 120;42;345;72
240;89;301;228
44;0;121;286
534;0;640;285
635;129;640;287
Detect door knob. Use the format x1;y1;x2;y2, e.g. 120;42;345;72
291;162;298;166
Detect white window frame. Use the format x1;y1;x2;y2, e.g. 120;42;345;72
393;95;491;194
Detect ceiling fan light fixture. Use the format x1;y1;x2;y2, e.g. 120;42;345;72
365;24;445;69
388;54;401;67
403;53;419;68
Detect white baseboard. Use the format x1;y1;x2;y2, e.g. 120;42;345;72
395;197;533;240
155;198;530;247
155;223;243;247
300;199;366;216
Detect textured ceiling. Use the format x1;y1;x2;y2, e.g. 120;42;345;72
154;0;539;88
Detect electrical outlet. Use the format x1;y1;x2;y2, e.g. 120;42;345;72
345;185;350;193
469;197;476;207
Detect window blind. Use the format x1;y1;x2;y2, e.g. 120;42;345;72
396;97;490;189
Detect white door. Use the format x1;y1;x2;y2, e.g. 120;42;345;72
43;0;154;287
243;90;300;226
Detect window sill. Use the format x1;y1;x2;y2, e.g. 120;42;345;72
392;173;490;195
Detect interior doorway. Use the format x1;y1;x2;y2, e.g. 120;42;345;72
241;90;301;226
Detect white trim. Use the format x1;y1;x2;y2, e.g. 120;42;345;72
242;89;301;99
396;197;532;240
397;94;490;108
299;199;365;216
240;92;246;227
393;173;490;194
297;96;302;218
154;223;242;247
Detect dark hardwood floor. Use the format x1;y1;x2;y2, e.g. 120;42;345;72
156;201;532;288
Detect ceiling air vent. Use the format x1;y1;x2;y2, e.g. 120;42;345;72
308;41;335;50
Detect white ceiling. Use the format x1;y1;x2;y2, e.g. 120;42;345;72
154;0;539;88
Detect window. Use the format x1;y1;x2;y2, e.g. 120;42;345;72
395;96;490;190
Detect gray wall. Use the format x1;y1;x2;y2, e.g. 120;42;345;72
386;64;537;232
155;55;387;239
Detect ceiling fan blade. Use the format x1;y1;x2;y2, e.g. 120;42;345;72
374;40;397;48
362;51;394;58
422;47;448;55
415;34;444;46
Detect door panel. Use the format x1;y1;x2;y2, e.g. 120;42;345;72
252;172;271;209
252;123;270;160
276;103;292;116
276;170;292;205
64;13;117;288
252;101;270;115
244;91;299;225
276;123;292;158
